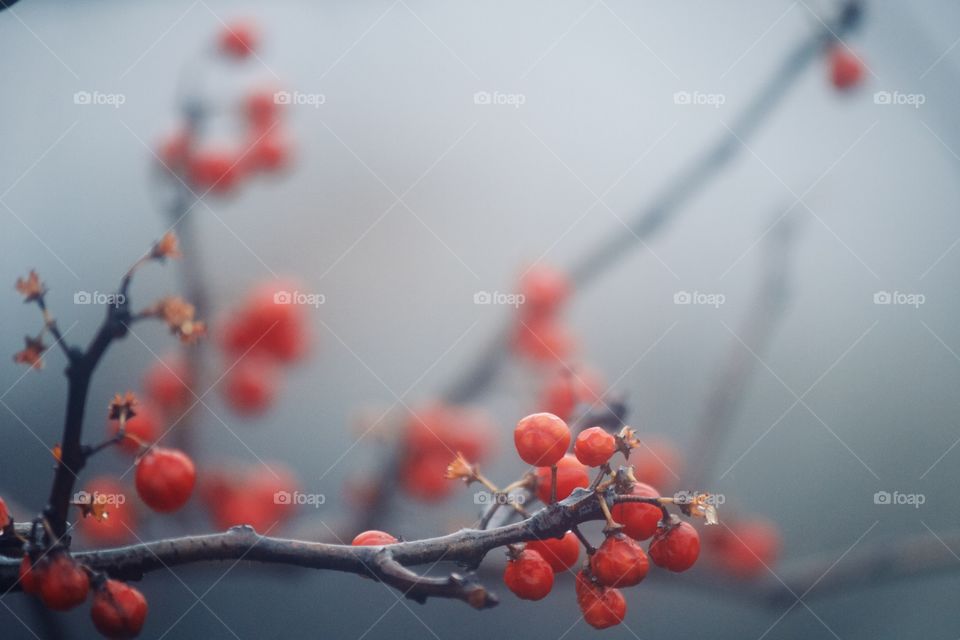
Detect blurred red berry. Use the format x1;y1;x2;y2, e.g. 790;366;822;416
829;44;864;90
649;520;700;572
220;281;311;363
574;426;617;467
503;549;554;600
38;553;89;611
135;447;196;513
219;21;258;59
705;518;781;579
91;579;148;639
247;134;290;173
77;476;136;545
628;436;681;489
0;496;8;527
157;130;191;172
188;150;241;193
539;366;605;421
513;317;575;364
514;412;570;467
610;482;661;541
352;530;398;546
518;264;570;317
245;90;281;130
108;403;160;454
202;463;299;531
222;358;278;416
525;531;580;573
143;356;192;414
590;533;649;587
19;555;43;595
400;451;454;501
535;454;589;504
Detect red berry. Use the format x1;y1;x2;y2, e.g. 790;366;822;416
539;366;605;421
77;476;136;545
518;264;570;317
610;482;661;541
512;317;575;364
574;426;617;467
91;579;148;639
219;21;258;59
705;518;781;579
222;357;278;416
535;454;589;504
220;281;311;363
628;436;681;489
503;549;554;600
525;531;580;573
246;90;281;130
590;533;649;587
829;45;863;90
0;496;8;527
202;464;299;531
135;447;196;513
649;520;700;572
19;555;43;595
352;530;398;546
188;150;241;193
39;553;89;611
247;135;290;172
580;585;627;630
143;356;192;413
403;405;493;462
157;130;191;172
514;412;570;467
399;451;454;502
108;403;160;454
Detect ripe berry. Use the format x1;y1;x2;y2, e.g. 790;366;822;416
649;520;700;572
222;358;278;416
539;366;605;421
580;585;627;630
535;454;589;504
19;555;43;595
219;21;258;59
525;531;580;573
246;90;281;131
188;150;241;193
220;281;310;363
829;44;863;90
247;135;290;173
352;530;398;546
39;553;89;611
574;426;617;467
514;412;571;467
399;451;454;501
704;518;781;579
91;579;148;639
143;356;192;413
202;464;299;531
628;436;681;489
503;549;554;600
610;482;661;541
404;405;493;462
0;496;8;527
108;403;160;454
518;264;570;317
78;476;136;545
135;447;196;513
512;317;575;364
590;533;649;587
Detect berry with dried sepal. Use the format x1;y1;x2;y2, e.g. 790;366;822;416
649;518;700;572
590;533;649;587
503;549;554;600
135;447;196;513
525;531;580;573
574;426;617;467
91;579;148;639
611;482;662;541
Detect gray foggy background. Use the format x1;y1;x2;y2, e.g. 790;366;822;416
2;0;960;638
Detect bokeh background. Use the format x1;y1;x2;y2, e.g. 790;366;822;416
2;0;960;638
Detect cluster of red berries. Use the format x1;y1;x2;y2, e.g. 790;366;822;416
512;265;575;364
506;412;701;629
218;281;311;416
158;22;292;195
19;551;148;638
398;404;494;501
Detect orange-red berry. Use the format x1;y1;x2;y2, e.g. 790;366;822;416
628;436;681;489
108;403;160;454
829;44;863;90
514;412;570;467
352;530;398;546
574;426;617;467
222;358;278;416
590;533;649;587
649;520;700;572
0;496;8;527
704;518;781;579
143;356;192;414
38;553;89;611
503;549;554;600
135;447;196;513
610;482;661;541
219;21;258;59
525;531;580;573
91;579;148;639
535;454;589;504
518;264;570;317
19;555;43;595
539;366;605;421
580;584;626;629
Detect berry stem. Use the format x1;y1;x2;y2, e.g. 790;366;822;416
549;465;558;504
